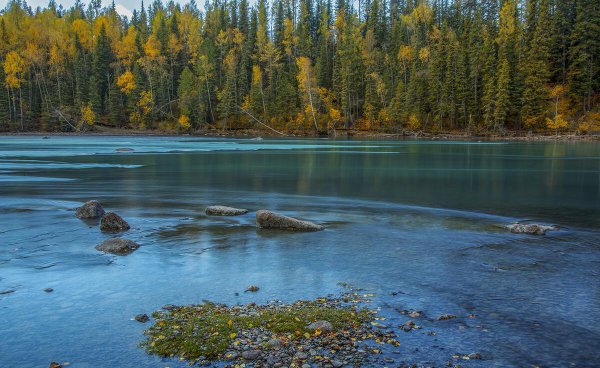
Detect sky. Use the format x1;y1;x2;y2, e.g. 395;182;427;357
0;0;185;18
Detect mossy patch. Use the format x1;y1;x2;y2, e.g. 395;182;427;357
141;297;373;362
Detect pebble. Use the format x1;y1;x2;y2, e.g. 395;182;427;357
295;352;309;360
307;320;334;333
266;338;283;349
437;314;457;321
242;349;261;360
468;352;482;359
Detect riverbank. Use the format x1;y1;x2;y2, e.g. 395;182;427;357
2;126;599;142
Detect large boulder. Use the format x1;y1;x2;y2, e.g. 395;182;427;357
205;205;249;216
100;212;130;232
75;200;105;219
506;223;558;235
256;210;324;231
95;238;140;255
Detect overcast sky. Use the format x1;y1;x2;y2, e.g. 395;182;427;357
0;0;188;18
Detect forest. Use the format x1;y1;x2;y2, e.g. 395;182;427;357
0;0;599;134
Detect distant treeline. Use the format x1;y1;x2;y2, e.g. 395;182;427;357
0;0;599;134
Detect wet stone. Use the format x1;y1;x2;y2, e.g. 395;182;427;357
95;238;139;255
100;212;130;232
205;205;249;216
135;314;149;323
75;200;105;219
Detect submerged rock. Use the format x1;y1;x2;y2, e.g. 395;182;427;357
255;210;324;231
245;285;260;292
401;320;415;332
95;238;139;255
44;288;54;293
205;205;249;216
100;212;130;232
507;223;558;235
0;289;15;295
49;363;62;368
437;314;456;321
75;200;105;219
115;147;134;152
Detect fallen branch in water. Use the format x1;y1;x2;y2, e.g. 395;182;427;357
238;105;285;136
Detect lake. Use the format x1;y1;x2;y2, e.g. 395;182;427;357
0;136;599;367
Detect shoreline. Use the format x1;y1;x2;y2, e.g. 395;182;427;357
1;127;599;142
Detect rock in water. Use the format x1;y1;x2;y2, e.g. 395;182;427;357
205;205;249;216
75;200;105;219
506;223;558;235
115;147;134;152
256;210;324;231
100;212;130;232
95;238;139;255
134;314;149;323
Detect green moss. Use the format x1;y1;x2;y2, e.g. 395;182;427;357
141;298;372;361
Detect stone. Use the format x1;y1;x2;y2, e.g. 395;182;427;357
408;311;421;318
295;352;309;360
437;314;456;321
134;314;149;323
44;288;54;293
242;350;261;360
506;223;558;235
49;363;62;368
75;200;105;219
307;320;334;333
256;210;324;231
205;205;249;216
224;351;239;360
95;238;139;255
100;212;130;232
266;338;283;349
402;320;415;332
246;285;260;292
468;352;482;360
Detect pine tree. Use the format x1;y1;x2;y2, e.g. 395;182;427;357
567;0;600;113
522;0;552;129
91;24;113;115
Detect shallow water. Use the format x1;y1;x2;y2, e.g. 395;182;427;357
0;136;599;368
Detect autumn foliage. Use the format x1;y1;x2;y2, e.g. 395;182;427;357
0;0;598;134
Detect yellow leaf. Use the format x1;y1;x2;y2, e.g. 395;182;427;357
228;319;233;326
230;333;237;339
303;332;311;339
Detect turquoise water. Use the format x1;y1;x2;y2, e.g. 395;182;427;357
0;136;599;367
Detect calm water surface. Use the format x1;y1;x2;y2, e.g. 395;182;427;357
0;136;599;368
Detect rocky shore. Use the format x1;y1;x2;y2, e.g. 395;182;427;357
141;290;404;368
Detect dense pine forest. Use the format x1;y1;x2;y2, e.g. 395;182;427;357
0;0;598;134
